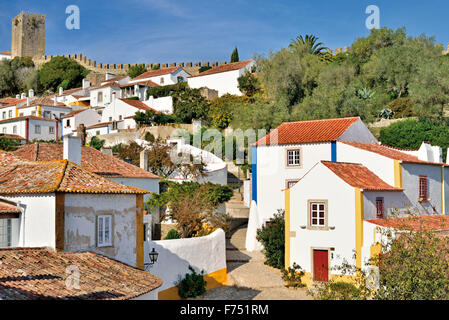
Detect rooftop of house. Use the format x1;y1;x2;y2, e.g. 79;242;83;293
0;133;26;141
120;79;160;88
118;98;159;112
366;214;449;231
0;97;22;106
0;150;148;194
254;116;361;146
321;161;402;191
13;143;159;179
0;115;59;124
0;247;162;300
17;97;69;109
60;108;89;119
0;50;11;55
0;200;21;215
188;59;254;78
131;66;182;81
1;98;27;108
339;141;449;167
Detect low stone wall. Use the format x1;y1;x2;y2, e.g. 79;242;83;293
144;229;227;300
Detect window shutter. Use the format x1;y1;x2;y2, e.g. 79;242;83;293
98;216;104;246
419;176;428;199
376;198;384;219
104;216;111;245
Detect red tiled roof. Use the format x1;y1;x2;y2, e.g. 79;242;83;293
13;143;159;179
0;97;21;106
0;151;148;194
366;215;449;231
322;161;402;191
0;200;20;214
120;79;160;88
17;97;69;108
0;51;11;55
1;98;27;108
340;141;449;167
61;108;88;119
255;117;360;146
93;81;121;89
131;66;182;81
0;247;162;300
119;98;159;112
0;133;26;141
189;60;254;78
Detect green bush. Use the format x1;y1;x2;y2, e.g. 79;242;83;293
144;131;155;142
256;209;285;269
89;136;105;150
387;97;414;118
178;266;206;298
281;263;306;288
199;66;212;73
312;281;366;300
164;229;180;240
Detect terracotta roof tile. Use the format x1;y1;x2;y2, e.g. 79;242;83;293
0;247;162;300
255;117;360;146
0;51;11;55
0;200;20;214
119;98;159;112
131;66;182;81
61;108;88;119
17;97;69;108
189;60;254;78
366;215;449;231
0;116;58;124
340;141;449;167
13;144;159;179
120;80;160;88
0;133;26;141
0;151;148;194
322;161;402;191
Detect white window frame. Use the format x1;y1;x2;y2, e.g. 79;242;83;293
8;110;12;118
286;148;302;167
0;219;12;248
98;91;103;103
49;126;55;134
13;126;17;134
307;200;329;230
97;215;112;247
35;125;41;134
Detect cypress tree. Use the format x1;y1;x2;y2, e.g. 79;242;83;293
230;47;239;63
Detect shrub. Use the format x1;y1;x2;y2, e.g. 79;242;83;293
127;64;147;78
199;66;212;73
178;266;206;298
144;131;155;142
311;281;367;300
89;136;105;150
256;209;285;269
0;136;21;151
281;263;306;288
387;97;414;118
164;229;180;240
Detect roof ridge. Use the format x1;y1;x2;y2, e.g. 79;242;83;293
281;116;360;125
54;159;69;191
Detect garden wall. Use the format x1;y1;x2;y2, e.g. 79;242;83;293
144;229;227;300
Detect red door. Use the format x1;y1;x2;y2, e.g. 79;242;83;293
313;250;329;282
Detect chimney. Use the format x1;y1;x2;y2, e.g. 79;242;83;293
101;147;113;156
59;87;63;96
140;150;148;171
28;89;34;98
63;135;82;166
82;79;91;89
15;94;20;99
21;93;26;99
54;96;57;106
26;97;30;106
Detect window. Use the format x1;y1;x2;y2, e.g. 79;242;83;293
35;125;41;134
419;175;428;201
66;119;71;127
286;149;301;167
8;110;12;118
177;76;184;82
98;92;103;103
96;130;100;136
160;77;164;85
2;112;5;119
43;111;51;119
13;126;17;134
31;111;36;116
49;126;55;134
308;200;328;230
97;215;112;247
109;117;112;122
376;197;384;219
60;113;64;119
286;180;299;189
0;219;12;248
119;115;122;120
2;128;6;134
19;113;23;117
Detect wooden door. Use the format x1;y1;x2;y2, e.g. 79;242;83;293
313;249;329;282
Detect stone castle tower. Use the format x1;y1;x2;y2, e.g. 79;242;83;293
11;12;45;58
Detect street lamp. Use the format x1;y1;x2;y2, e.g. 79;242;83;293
144;248;159;270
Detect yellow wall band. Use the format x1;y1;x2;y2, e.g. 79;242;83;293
136;194;144;270
394;160;402;188
355;188;364;269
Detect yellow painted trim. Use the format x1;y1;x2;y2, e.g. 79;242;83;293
157;268;227;300
136;194;144;270
301;272;356;288
15;107;18;117
37;105;42;117
285;188;291;269
394;160;403;188
441;166;444;214
355;188;364;269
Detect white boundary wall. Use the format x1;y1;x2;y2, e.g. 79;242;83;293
144;229;226;295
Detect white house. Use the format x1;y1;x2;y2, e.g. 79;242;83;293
0;50;11;60
61;107;101;136
120;79;160;101
0;148;148;268
89;82;122;109
101;96;159;129
187;60;256;96
0;116;60;141
85;120;124;136
129;66;191;86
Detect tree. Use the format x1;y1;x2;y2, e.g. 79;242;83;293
148;181;232;238
208;94;250;129
127;64;147;79
256;210;285;269
237;71;261;98
199;66;212;73
172;87;210;123
289;34;329;57
38;56;90;93
230;47;239;63
116;141;144;166
89;136;105;150
0;136;21;151
0;57;37;97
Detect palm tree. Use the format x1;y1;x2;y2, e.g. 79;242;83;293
289;34;329;56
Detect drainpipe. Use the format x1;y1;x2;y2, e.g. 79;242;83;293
25;118;29;141
16;200;25;246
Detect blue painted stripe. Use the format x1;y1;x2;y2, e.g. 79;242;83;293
331;141;337;162
251;146;257;204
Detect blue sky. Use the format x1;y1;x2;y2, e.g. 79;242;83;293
1;0;449;64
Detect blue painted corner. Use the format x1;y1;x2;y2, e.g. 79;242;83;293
251;146;257;204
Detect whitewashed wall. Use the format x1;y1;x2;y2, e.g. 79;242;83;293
62;108;101;136
144;229;226;295
64;193;138;267
145;96;173;114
